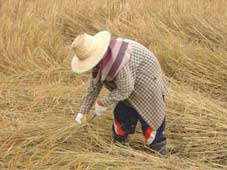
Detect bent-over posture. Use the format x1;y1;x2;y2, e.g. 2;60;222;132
72;30;168;155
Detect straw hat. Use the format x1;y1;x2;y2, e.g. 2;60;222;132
71;30;111;74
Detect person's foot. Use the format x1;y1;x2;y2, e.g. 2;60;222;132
149;139;169;156
113;135;129;146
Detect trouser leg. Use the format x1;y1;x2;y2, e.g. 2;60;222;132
139;116;168;155
112;101;138;144
139;115;166;145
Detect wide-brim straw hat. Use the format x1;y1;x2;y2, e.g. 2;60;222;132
71;30;111;74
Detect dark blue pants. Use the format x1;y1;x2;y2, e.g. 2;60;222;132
112;101;166;145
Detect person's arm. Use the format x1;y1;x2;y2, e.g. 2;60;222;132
102;64;135;106
79;74;103;114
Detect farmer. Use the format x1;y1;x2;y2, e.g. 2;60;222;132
72;30;168;155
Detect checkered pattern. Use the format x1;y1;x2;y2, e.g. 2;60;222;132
79;74;103;114
79;39;168;130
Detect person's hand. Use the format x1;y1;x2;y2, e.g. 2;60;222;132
95;100;107;116
75;113;84;124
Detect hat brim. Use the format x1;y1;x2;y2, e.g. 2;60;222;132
71;30;111;74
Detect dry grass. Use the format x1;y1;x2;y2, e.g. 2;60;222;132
0;0;227;169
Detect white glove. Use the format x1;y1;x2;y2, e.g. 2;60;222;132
75;113;83;124
95;101;107;116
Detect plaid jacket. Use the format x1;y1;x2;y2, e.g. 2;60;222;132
79;39;168;130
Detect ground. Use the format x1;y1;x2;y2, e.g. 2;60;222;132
0;0;226;169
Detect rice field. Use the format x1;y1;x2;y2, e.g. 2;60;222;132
0;0;227;169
